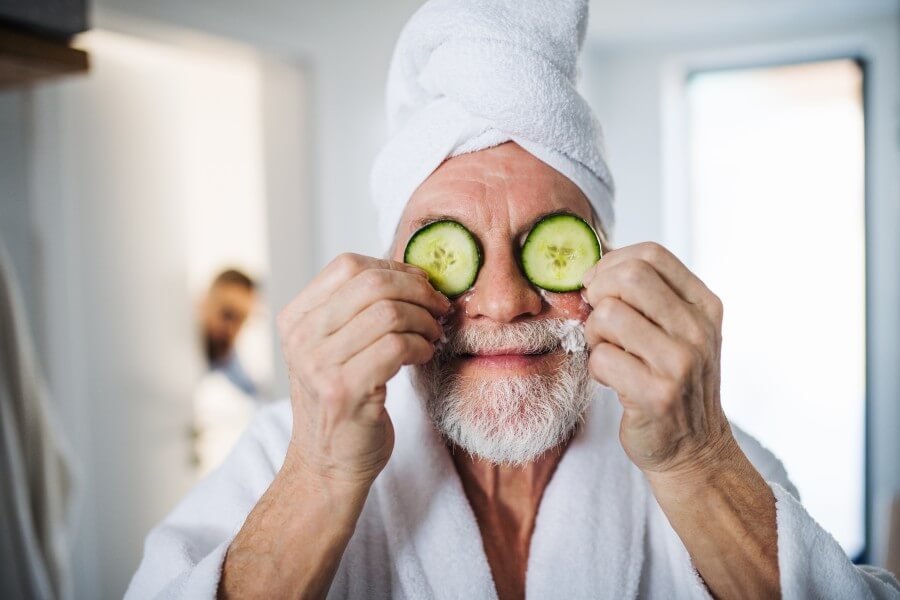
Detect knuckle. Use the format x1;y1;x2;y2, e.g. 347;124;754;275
360;268;391;290
591;343;618;373
619;259;650;286
383;332;408;355
374;299;403;327
638;241;668;264
331;252;364;278
683;319;709;349
594;296;620;321
670;344;696;380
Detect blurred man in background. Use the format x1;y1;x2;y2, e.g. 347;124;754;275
200;269;259;397
194;269;261;474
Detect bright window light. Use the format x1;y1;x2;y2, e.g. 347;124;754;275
686;59;866;557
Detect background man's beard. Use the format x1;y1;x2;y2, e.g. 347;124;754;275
411;318;598;466
204;335;231;364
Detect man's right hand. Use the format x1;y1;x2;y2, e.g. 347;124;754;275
219;254;448;599
276;252;450;487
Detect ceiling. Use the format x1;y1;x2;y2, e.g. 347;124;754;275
94;0;899;57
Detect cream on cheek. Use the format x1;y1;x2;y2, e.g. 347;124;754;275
538;288;592;322
537;290;592;355
457;287;476;318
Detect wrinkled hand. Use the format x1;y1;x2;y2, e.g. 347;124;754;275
581;242;734;476
276;253;450;485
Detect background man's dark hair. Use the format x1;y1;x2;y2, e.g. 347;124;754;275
212;269;256;292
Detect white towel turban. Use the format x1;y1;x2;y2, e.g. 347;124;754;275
370;0;616;252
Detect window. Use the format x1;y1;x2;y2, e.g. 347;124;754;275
685;59;866;557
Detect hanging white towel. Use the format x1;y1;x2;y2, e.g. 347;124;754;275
0;240;76;600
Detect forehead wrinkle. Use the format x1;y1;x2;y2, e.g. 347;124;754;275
417;172;509;226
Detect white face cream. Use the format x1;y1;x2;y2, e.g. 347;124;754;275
558;319;587;354
436;287;591;354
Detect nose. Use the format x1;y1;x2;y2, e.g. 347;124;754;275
464;242;542;323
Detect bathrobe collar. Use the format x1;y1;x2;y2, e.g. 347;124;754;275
376;369;648;599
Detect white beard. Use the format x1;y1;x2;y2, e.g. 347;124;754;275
411;318;598;465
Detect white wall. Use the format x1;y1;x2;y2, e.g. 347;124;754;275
581;16;900;564
257;57;314;399
20;30;310;598
30;42;207;598
93;0;424;267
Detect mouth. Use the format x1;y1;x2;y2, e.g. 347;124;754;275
456;347;556;369
464;346;552;356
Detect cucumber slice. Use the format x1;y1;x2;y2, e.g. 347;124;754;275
521;214;601;292
404;220;482;296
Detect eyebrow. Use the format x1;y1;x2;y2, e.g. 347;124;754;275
409;214;461;231
409;209;586;240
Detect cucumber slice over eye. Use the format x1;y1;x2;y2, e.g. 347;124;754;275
404;220;482;297
521;214;602;292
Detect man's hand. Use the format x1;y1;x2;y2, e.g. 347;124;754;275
220;253;449;599
277;252;450;485
581;241;780;598
581;241;731;476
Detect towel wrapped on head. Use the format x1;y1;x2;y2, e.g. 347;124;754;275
371;0;616;251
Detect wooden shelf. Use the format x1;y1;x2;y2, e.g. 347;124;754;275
0;24;88;88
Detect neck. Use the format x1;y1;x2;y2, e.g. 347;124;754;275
451;441;572;536
451;445;567;514
450;442;570;600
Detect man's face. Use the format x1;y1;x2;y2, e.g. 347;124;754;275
392;142;599;464
201;282;256;363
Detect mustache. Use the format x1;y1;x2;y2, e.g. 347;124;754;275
437;318;587;357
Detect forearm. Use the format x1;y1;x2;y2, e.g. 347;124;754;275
646;439;780;599
218;456;371;599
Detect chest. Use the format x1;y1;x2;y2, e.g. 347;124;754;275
467;499;537;600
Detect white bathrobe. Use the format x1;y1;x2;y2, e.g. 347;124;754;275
126;369;900;599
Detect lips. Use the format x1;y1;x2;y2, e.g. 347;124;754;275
461;347;553;358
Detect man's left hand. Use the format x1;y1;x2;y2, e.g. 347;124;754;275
581;241;736;477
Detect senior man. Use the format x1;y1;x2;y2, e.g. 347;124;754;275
128;1;899;598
